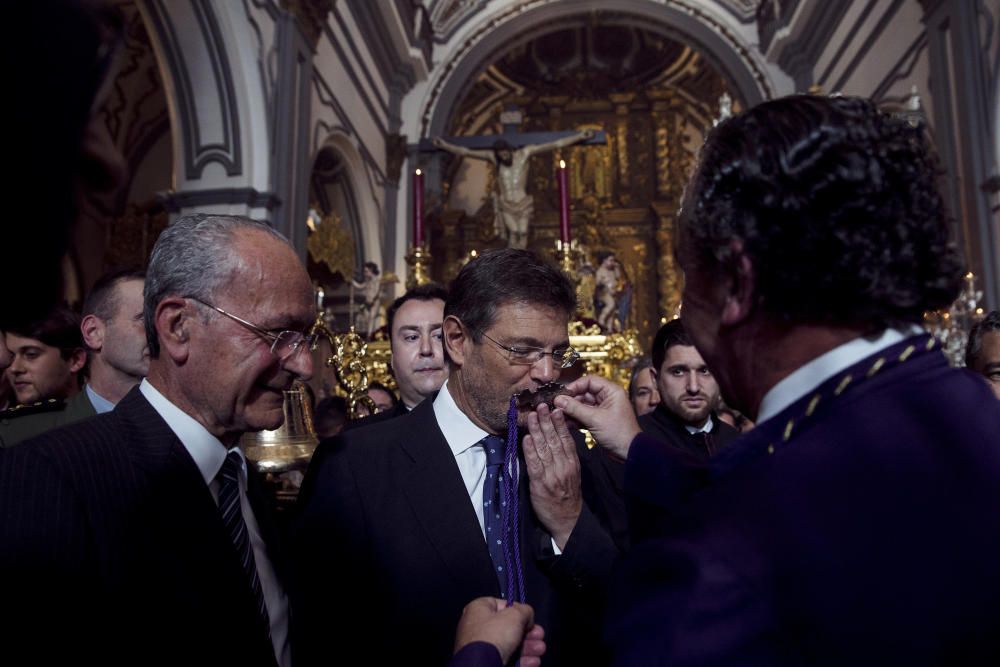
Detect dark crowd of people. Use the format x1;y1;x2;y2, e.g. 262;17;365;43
3;84;1000;667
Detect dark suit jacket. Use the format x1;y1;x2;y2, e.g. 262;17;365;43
342;398;409;432
637;404;740;463
607;335;1000;665
0;387;285;667
293;398;625;666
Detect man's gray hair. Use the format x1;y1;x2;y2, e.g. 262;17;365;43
143;214;288;358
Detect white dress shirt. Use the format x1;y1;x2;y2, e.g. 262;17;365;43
684;415;716;435
756;326;924;426
139;379;291;667
433;380;491;537
433;381;564;555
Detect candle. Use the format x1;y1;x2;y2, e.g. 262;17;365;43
414;168;424;247
558;159;570;244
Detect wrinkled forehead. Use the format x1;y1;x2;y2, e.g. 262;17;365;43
221;234;314;319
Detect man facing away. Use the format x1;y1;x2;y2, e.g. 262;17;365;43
549;94;1000;665
966;310;1000;400
637;318;739;464
79;267;150;412
1;214;317;666
0;307;87;447
293;248;624;666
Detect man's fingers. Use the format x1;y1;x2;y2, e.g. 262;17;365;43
522;435;545;477
547;408;577;461
525;412;553;464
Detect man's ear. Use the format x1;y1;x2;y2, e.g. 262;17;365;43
155;296;194;364
67;347;88;374
80;314;104;352
442;315;467;369
720;241;756;327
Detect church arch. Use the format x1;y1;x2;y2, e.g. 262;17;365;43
310;131;384;272
420;0;776;139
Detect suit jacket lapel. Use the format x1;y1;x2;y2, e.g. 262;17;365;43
114;388;278;659
396;402;499;595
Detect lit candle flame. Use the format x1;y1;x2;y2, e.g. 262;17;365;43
559;159;566;169
415;168;422;176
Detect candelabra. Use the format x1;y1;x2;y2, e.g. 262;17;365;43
405;244;433;289
924;272;985;367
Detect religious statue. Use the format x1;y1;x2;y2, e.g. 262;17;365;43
594;250;623;333
351;261;382;338
433;128;594;249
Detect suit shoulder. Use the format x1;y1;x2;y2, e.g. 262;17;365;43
0;399;66;420
0;400;69;448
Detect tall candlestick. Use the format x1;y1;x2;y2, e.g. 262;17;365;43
558;159;570;244
413;168;425;247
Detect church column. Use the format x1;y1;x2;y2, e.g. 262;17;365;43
140;1;283;226
271;10;314;255
920;0;999;308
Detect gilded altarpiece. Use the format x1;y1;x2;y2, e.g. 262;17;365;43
429;39;733;350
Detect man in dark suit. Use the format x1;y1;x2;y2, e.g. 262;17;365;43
552;95;1000;664
638;318;739;463
294;249;623;666
0;214;317;666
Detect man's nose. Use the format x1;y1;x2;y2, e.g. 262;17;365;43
9;356;25;374
686;371;701;393
285;347;315;382
419;333;433;356
531;354;558;385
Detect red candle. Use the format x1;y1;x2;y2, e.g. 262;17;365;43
558;159;571;244
414;168;424;247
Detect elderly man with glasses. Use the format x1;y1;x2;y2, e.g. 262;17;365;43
1;214;316;666
294;248;626;667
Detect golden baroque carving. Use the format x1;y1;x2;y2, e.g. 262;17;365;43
652;204;683;319
307;211;355;280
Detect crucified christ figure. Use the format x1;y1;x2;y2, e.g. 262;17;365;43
433;128;594;249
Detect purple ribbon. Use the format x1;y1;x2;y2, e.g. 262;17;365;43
500;396;526;605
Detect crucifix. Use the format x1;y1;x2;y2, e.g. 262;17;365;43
421;108;606;249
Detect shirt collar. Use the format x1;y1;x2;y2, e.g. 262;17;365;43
139;378;238;484
85;384;116;414
433;379;489;458
757;325;924;425
684;415;715;435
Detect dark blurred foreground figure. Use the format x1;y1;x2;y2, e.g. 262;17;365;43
548;95;1000;665
966;310;1000;400
3;0;127;329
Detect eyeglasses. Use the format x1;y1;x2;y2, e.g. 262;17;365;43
479;331;580;369
187;296;316;361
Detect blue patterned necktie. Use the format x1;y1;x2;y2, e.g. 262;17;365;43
481;434;507;593
217;450;272;640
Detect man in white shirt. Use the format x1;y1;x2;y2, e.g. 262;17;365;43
295;248;624;666
1;214;315;666
552;94;1000;665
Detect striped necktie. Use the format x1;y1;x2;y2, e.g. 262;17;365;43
217;450;271;640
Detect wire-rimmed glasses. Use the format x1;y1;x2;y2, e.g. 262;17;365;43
479;331;580;369
187;296;315;361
